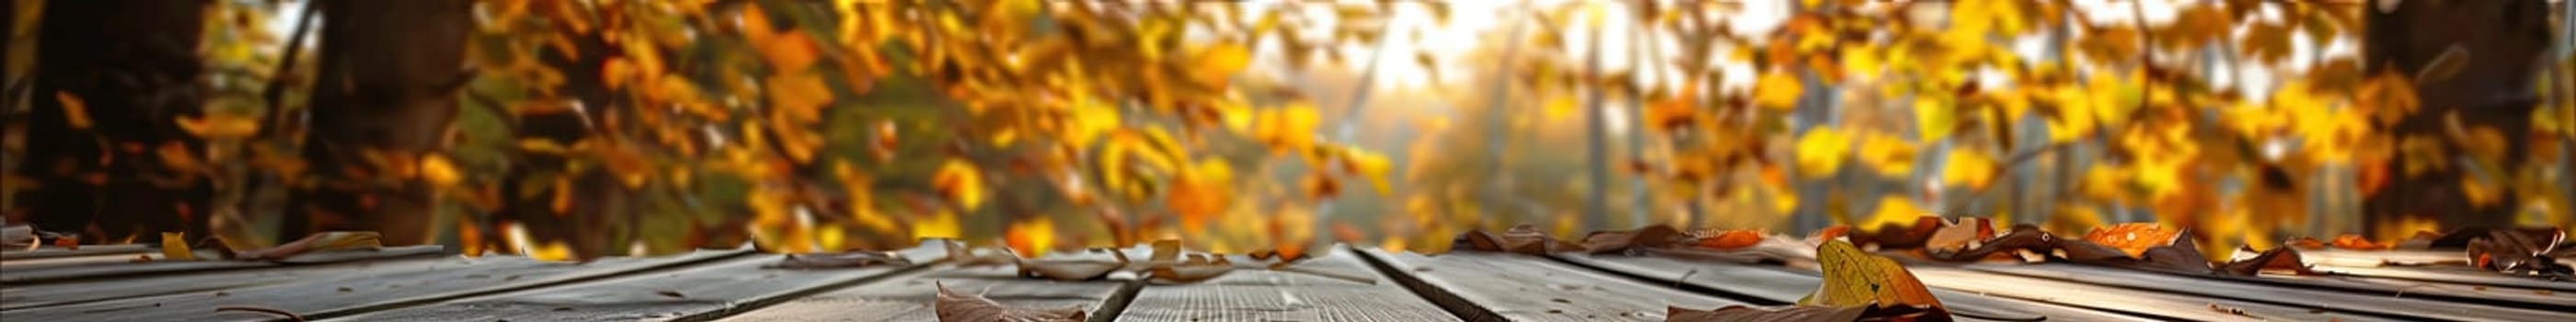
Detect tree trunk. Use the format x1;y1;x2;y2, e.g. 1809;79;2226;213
2363;0;2553;231
285;0;473;246
17;0;208;242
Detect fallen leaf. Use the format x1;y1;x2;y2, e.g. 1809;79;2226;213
1804;239;1944;311
1581;224;1694;254
161;232;196;260
935;282;1087;322
1922;218;1995;255
2220;246;2320;277
2286;236;2327;250
1452;224;1583;255
1666;304;1949;322
767;251;912;270
1018;248;1129;281
236;232;383;260
2082;223;2181;259
1697;230;1765;250
2330;235;2388;250
942;241;1020;268
1143;240;1236;282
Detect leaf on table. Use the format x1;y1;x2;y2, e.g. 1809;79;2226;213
1803;240;1945;312
1450;224;1582;255
1696;229;1765;250
2330;235;2389;250
1143;240;1236;282
1924;224;2057;261
1018;248;1130;281
1581;224;1694;254
767;250;912;270
2124;232;2214;273
160;232;195;260
935;282;1087;322
944;240;1021;268
1922;218;1995;256
236;232;383;260
2456;227;2572;278
2081;223;2181;259
2286;236;2326;250
1846;216;1946;249
1666;304;1949;322
2220;246;2319;277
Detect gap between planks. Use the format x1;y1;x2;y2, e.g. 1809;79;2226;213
1351;247;1501;322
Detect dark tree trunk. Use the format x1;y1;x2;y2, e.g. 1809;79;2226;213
284;0;474;246
16;0;209;242
2363;1;2554;231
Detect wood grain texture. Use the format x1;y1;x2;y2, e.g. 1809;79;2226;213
1558;254;2151;322
0;244;153;260
4;248;747;321
2301;249;2467;267
2313;264;2576;293
1361;249;1743;322
0;246;445;285
715;264;1135;322
1116;247;1457;322
324;252;929;322
1972;264;2576;321
1902;266;2398;322
1;256;458;310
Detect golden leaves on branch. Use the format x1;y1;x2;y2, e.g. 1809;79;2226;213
933;158;985;212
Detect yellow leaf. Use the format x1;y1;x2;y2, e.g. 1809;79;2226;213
176;114;260;139
933;159;984;211
1794;128;1850;178
1915;99;1954;140
420;154;461;188
1006;217;1055;258
518;139;571;155
155;143;202;175
1253;106;1320;155
1189;42;1251;86
1803;239;1944;309
1862;195;1926;229
161;232;195;260
1855;133;1916;178
765;72;833;117
1943;149;1998;190
54;91;92;130
1341;148;1394;195
914;210;961;239
1168;159;1234;229
1755;73;1803;110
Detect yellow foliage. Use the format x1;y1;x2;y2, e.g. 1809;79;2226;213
1168;159;1234;229
1755;72;1804;110
177;114;260;140
1793;128;1850;178
1861;195;1926;229
1942;149;1997;190
932;159;984;211
914;210;962;240
1253;106;1320;155
419;154;462;188
1854;132;1915;178
1006;217;1055;258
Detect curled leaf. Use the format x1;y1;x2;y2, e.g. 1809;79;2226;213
767;251;912;270
1450;224;1582;255
2220;246;2319;277
1696;230;1765;250
1017;248;1129;281
1805;240;1944;311
935;282;1087;322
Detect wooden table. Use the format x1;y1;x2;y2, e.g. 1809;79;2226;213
3;244;2567;321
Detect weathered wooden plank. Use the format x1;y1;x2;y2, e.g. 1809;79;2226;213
1116;247;1456;322
2259;270;2575;310
715;264;1136;322
6;248;749;321
0;244;153;260
0;246;445;285
1972;264;2576;321
1901;266;2398;322
1361;249;1745;322
1558;254;2154;322
2313;264;2576;293
1;256;461;310
323;248;936;322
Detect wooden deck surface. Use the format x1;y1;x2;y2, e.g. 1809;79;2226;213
3;243;2569;321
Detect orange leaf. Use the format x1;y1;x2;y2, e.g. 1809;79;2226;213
2082;223;2182;259
54;91;93;130
1698;230;1764;250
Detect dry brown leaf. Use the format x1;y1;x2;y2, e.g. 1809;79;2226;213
236;232;383;260
1697;230;1765;250
1451;224;1582;255
1017;248;1130;281
935;282;1087;322
944;241;1020;268
1581;224;1693;254
2286;236;2327;250
1922;218;1995;255
1666;304;1949;322
767;251;911;270
1143;240;1236;282
2220;246;2319;277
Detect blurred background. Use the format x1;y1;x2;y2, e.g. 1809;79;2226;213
5;0;2572;260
